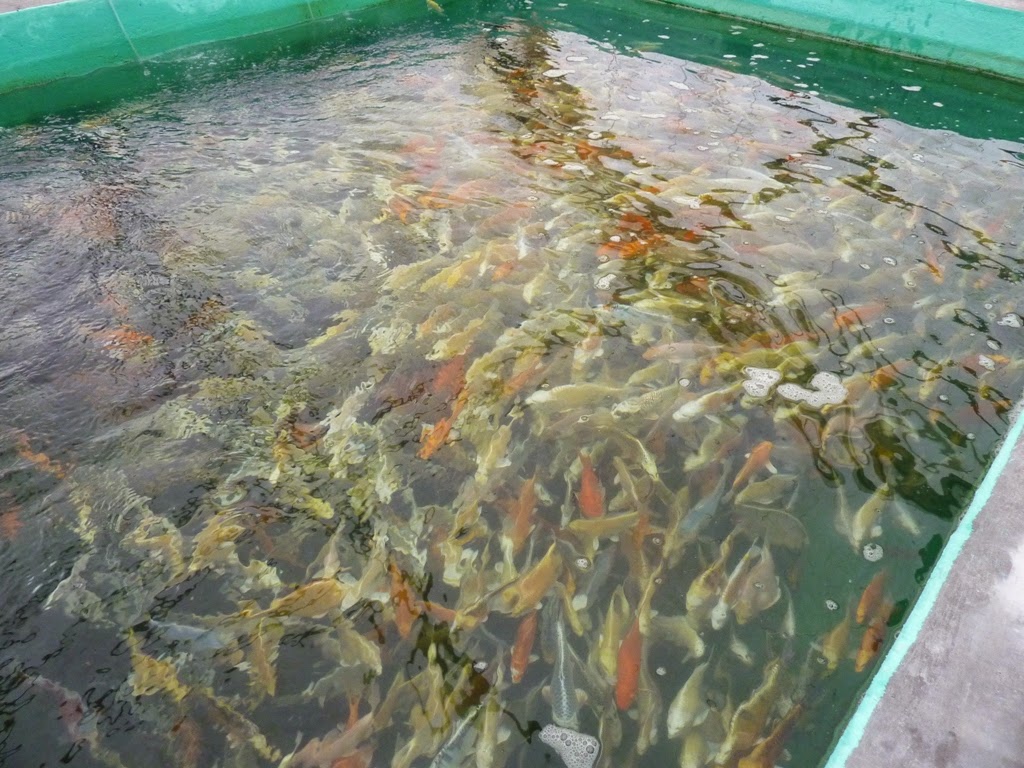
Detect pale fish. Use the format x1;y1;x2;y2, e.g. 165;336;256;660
732;543;781;624
734;474;798;507
848;483;890;551
666;661;710;739
711;540;760;630
716;659;782;762
648;614;705;659
672;383;745;422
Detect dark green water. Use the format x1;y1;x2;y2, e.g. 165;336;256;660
1;2;1023;768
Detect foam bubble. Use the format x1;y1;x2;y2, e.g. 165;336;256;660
742;366;782;398
862;543;884;562
539;725;601;768
825;599;838;611
777;371;847;409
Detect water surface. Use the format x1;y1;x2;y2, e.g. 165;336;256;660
2;3;1024;768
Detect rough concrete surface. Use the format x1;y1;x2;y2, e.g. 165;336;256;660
847;445;1024;768
0;0;65;11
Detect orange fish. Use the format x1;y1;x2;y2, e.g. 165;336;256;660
503;474;538;554
491;259;518;281
615;617;643;710
577;453;605;519
834;303;886;331
15;434;66;479
856;570;888;624
430;354;466;402
855;601;893;672
617;211;657;235
501;543;562;616
417;415;455;460
0;509;23;540
870;361;906;391
923;246;944;283
388;195;417;223
510;610;538;683
419;600;457;624
388;562;421;638
575;141;602;162
731;441;775;492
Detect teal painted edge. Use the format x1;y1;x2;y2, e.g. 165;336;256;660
656;0;1024;81
823;400;1024;768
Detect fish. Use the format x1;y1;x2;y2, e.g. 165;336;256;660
856;570;887;625
716;658;782;762
678;459;734;540
642;340;720;362
511;610;538;683
683;416;747;472
855;601;893;672
833;303;886;330
730;441;777;493
687;530;738;618
500;543;562;616
821;605;854;671
614;616;643;710
648;614;705;659
500;474;538;556
711;539;760;630
596;586;631;681
577;452;606;519
849;483;890;551
247;579;349;620
680;730;709;768
734;507;809;550
389;562;422;639
549;611;583;729
734;474;797;507
736;703;804;768
666;661;710;738
891;500;922;537
732;543;781;624
672;383;745;422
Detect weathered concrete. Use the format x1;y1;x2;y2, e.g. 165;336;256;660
0;0;65;11
846;442;1024;768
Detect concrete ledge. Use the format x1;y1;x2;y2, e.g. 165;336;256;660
825;404;1024;767
657;0;1024;80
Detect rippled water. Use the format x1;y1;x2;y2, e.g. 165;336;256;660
2;3;1024;768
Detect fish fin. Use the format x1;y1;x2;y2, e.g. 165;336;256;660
765;460;778;474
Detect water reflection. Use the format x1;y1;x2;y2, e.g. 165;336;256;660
1;12;1023;768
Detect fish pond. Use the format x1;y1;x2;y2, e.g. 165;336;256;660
2;1;1024;767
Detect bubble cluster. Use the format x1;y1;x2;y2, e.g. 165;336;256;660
777;371;848;409
742;366;782;398
825;599;839;611
997;313;1023;328
539;725;601;768
863;543;884;562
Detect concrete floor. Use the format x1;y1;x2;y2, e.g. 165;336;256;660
844;439;1024;768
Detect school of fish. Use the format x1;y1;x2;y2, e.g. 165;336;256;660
2;10;1024;768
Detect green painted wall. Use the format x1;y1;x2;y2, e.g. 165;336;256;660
658;0;1024;81
0;0;399;95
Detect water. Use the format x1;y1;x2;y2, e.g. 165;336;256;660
2;2;1024;767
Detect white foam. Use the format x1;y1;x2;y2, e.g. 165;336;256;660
863;543;884;562
539;725;601;768
998;313;1023;328
742;366;782;398
776;371;847;408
